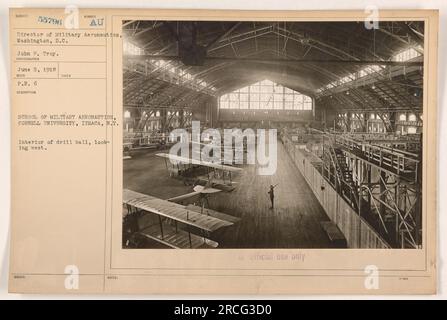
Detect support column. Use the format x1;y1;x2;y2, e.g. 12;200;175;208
363;113;368;133
179;110;185;128
367;164;371;209
160;109;167;133
388;112;397;133
346;112;352;132
379;171;387;221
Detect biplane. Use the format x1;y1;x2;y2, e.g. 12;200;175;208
123;189;239;249
190;141;247;164
122;133;173;159
167;184;221;210
156;153;243;192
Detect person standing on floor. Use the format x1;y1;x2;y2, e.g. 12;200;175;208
268;184;278;209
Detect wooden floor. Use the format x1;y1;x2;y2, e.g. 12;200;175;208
124;139;333;248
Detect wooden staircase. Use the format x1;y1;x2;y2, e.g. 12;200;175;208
331;147;359;210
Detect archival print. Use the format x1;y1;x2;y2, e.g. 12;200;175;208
122;20;424;250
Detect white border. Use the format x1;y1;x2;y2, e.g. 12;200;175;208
0;0;446;299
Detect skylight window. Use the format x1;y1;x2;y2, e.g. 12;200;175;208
316;64;386;94
145;59;216;92
123;37;217;93
123;40;144;55
219;80;312;111
393;47;422;62
317;46;423;94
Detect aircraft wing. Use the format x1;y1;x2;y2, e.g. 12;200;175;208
156;153;242;173
123;189;234;232
193;185;222;194
167;191;201;203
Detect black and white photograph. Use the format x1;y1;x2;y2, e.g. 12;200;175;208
122;20;424;250
5;3;443;296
